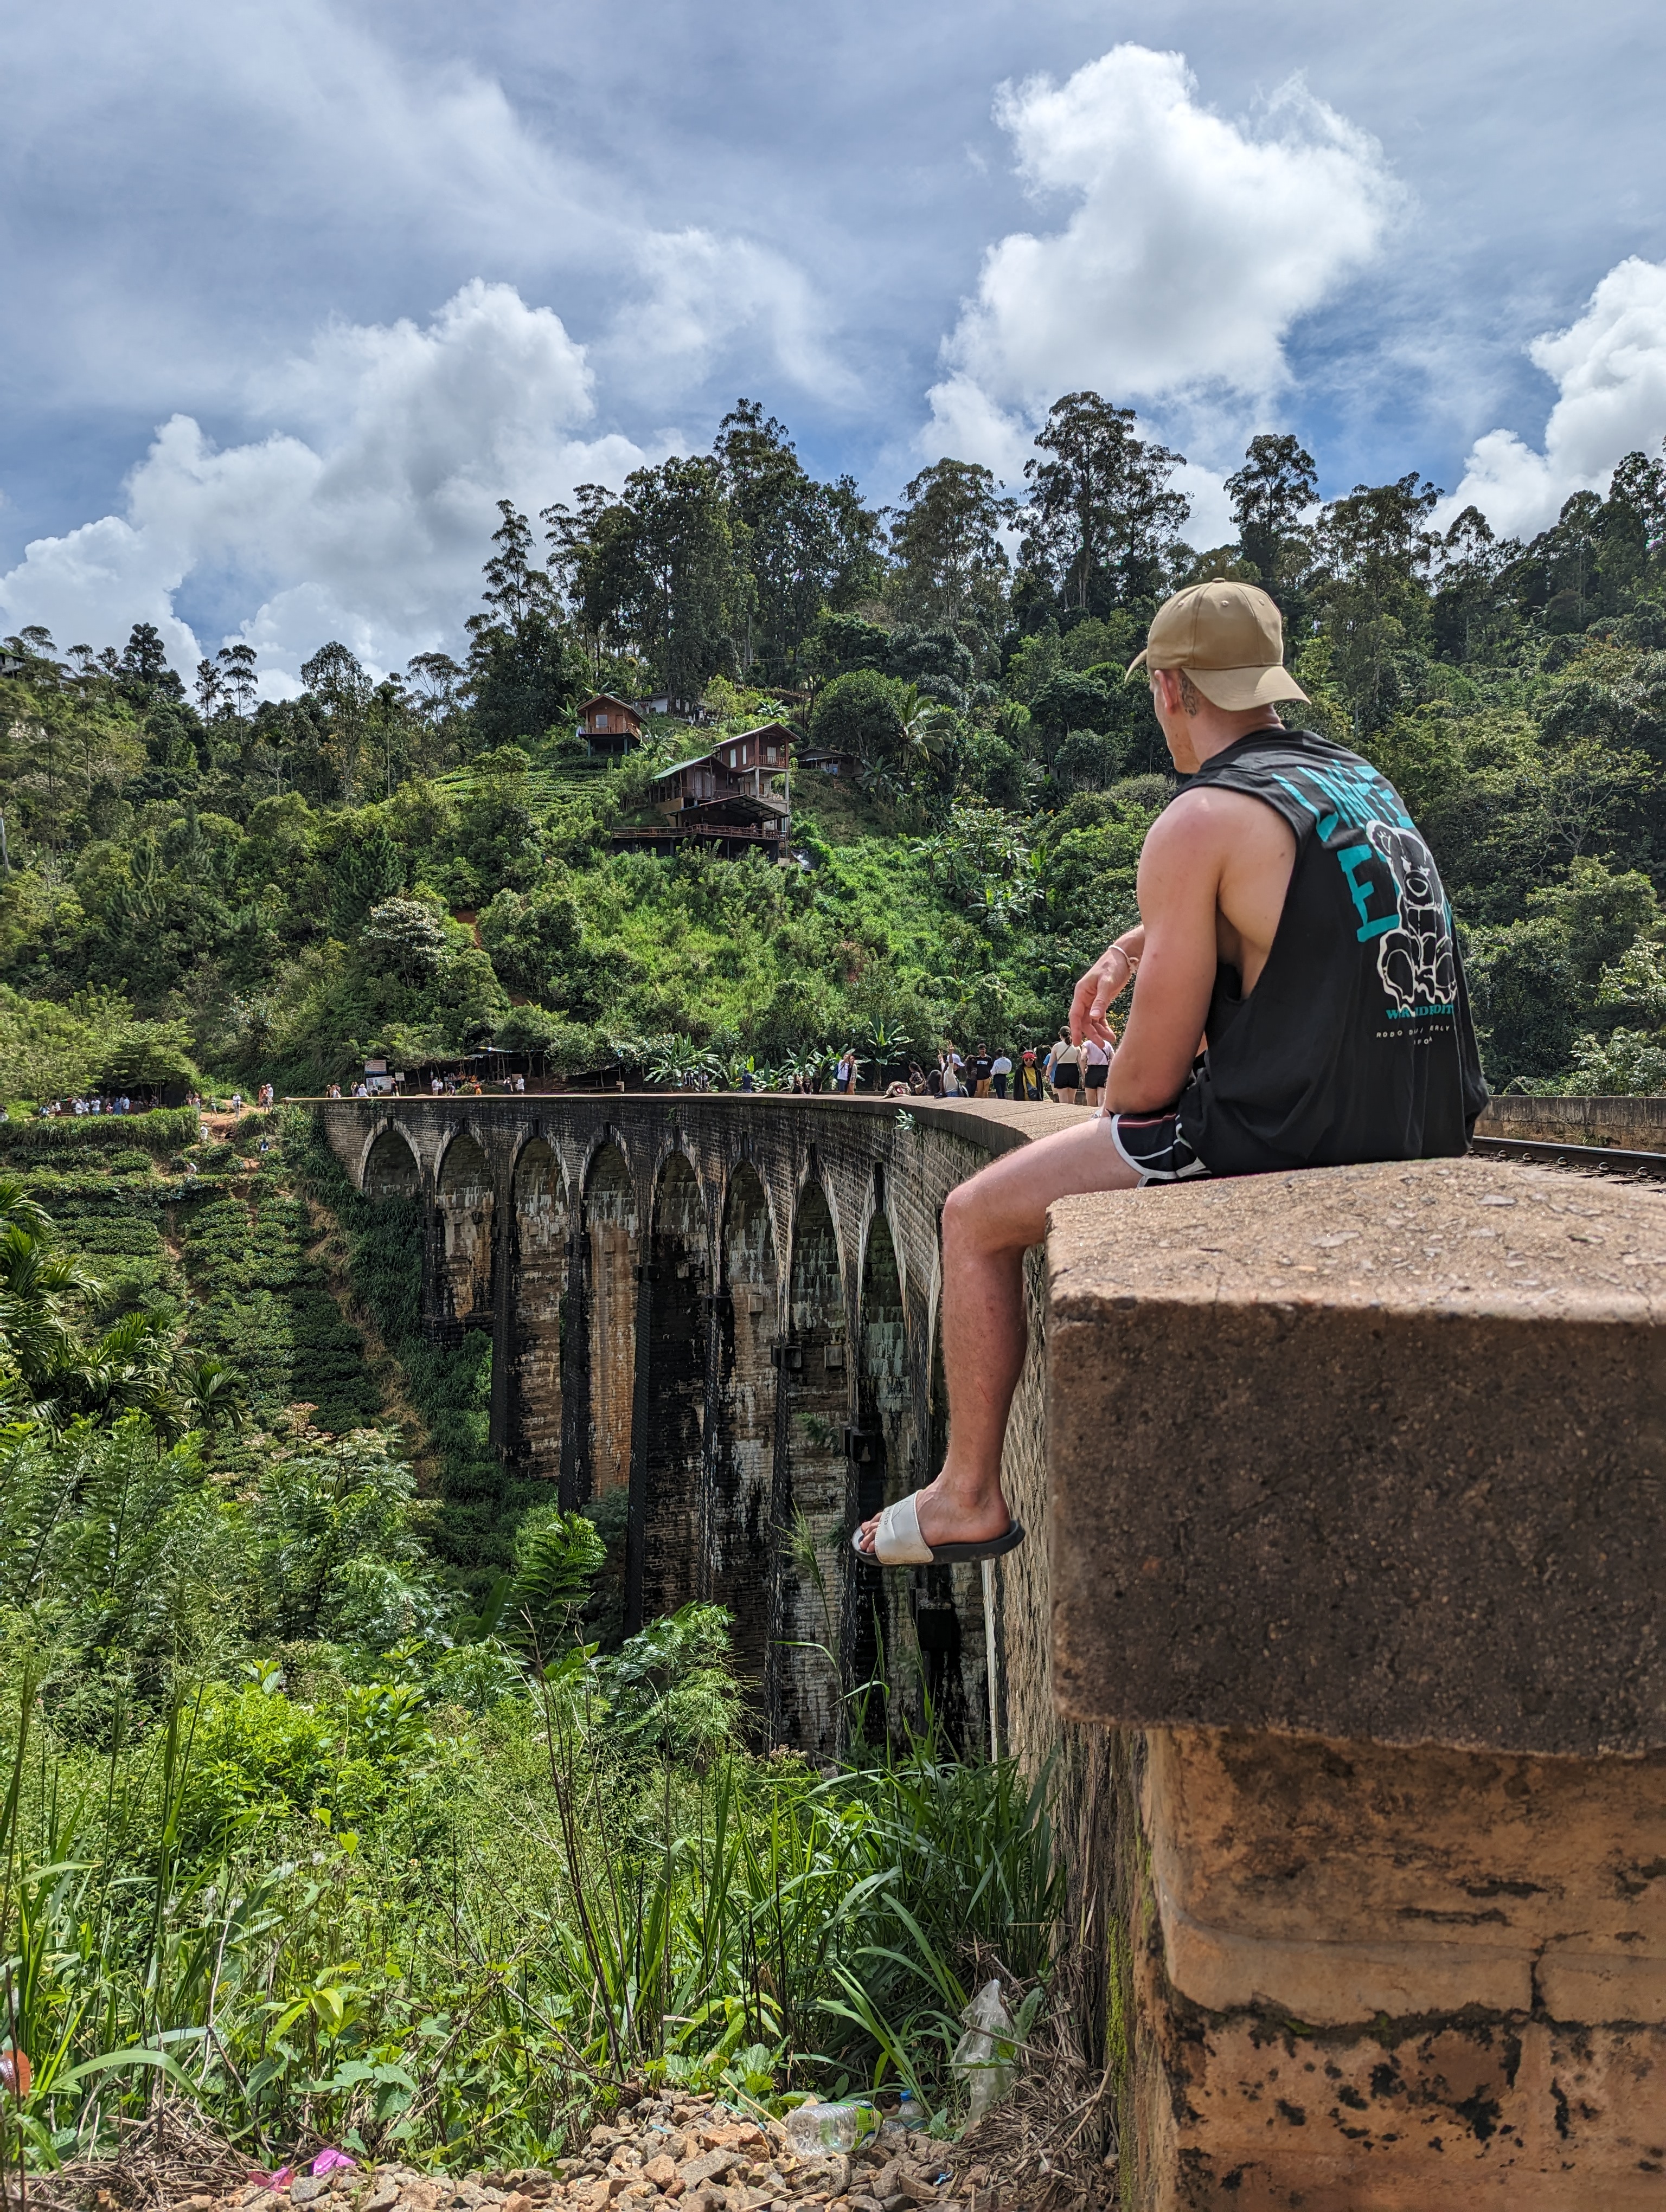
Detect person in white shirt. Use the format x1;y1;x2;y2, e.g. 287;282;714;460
939;1043;963;1096
990;1050;1014;1101
1045;1029;1080;1103
1081;1032;1113;1108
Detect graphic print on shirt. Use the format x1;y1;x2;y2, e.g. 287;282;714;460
1362;821;1458;1013
1271;756;1458;1021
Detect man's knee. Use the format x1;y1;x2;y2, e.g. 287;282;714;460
942;1179;974;1241
943;1160;1018;1255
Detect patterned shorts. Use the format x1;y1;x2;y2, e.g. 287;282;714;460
1105;1108;1211;1185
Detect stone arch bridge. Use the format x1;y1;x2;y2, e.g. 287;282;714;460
318;1092;1073;1760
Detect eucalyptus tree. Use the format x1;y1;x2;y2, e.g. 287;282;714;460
712;399;885;681
1225;433;1319;623
1314;472;1443;735
1018;391;1190;616
300;640;375;798
216;641;259;718
465;500;588;752
549;457;745;705
887;458;1012;647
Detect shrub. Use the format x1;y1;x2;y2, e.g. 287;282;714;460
810;669;909;763
0;1106;200;1158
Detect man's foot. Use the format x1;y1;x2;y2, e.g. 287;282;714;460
854;1472;1012;1557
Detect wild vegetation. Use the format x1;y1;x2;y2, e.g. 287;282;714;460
0;1120;1060;2177
7;395;1666;1095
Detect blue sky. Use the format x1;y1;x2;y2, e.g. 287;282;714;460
3;0;1664;688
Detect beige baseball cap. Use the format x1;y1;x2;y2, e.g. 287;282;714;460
1127;580;1308;710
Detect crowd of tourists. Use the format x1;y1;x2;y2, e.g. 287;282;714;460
828;1026;1118;1105
34;1092;145;1118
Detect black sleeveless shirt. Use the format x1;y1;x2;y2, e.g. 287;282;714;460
1170;729;1488;1176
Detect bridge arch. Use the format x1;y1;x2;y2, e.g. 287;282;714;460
631;1151;710;1628
777;1179;850;1754
507;1136;567;1477
362;1121;420;1199
581;1141;637;1502
850;1203;912;1708
434;1129;494;1330
711;1162;780;1699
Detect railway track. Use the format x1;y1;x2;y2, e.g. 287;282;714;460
1470;1132;1666;1181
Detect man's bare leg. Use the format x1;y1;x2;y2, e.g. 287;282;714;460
856;1120;1141;1553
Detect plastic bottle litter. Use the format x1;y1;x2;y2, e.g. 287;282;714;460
951;1977;1017;2125
893;2091;927;2131
784;2099;881;2155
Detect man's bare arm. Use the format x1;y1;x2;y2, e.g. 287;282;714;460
1070;925;1145;1045
1098;803;1222;1114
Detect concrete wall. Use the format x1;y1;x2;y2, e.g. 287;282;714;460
1051;1155;1666;2208
319;1098;1666;2208
1478;1092;1666;1152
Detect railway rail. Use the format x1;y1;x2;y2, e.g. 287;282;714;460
1470;1132;1666;1180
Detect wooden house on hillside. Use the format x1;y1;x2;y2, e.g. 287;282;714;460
576;693;643;757
709;722;796;795
608;744;791;861
797;746;861;779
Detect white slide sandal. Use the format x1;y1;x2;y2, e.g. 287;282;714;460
853;1490;1026;1567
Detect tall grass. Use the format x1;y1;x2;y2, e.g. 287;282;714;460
0;1630;1061;2174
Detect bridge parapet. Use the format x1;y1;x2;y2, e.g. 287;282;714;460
1050;1156;1666;2206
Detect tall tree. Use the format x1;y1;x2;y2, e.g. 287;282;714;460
216;642;258;718
1315;474;1441;735
712;400;883;682
300;641;374;798
549;459;744;706
406;651;467;775
1431;506;1517;663
1225;434;1318;616
1018;393;1189;616
117;622;184;701
465;500;587;752
888;458;1011;642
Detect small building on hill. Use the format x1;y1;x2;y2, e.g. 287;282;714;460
709;722;796;795
797;745;861;779
576;693;644;757
608;745;792;861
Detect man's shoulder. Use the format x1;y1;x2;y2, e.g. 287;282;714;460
1150;780;1295;846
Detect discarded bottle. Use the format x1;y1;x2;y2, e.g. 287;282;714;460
784;2099;881;2155
951;1978;1016;2126
893;2092;927;2131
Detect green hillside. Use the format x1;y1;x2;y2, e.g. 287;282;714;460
7;401;1666;1103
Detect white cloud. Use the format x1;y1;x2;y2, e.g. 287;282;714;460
1442;257;1666;539
922;46;1400;477
604;232;857;408
0;0;620;416
0;283;650;686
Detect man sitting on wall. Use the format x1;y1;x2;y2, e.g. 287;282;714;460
857;581;1489;1568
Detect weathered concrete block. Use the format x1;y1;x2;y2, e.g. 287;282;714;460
1129;1727;1666;2206
1048;1156;1666;2206
1048;1155;1666;1758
